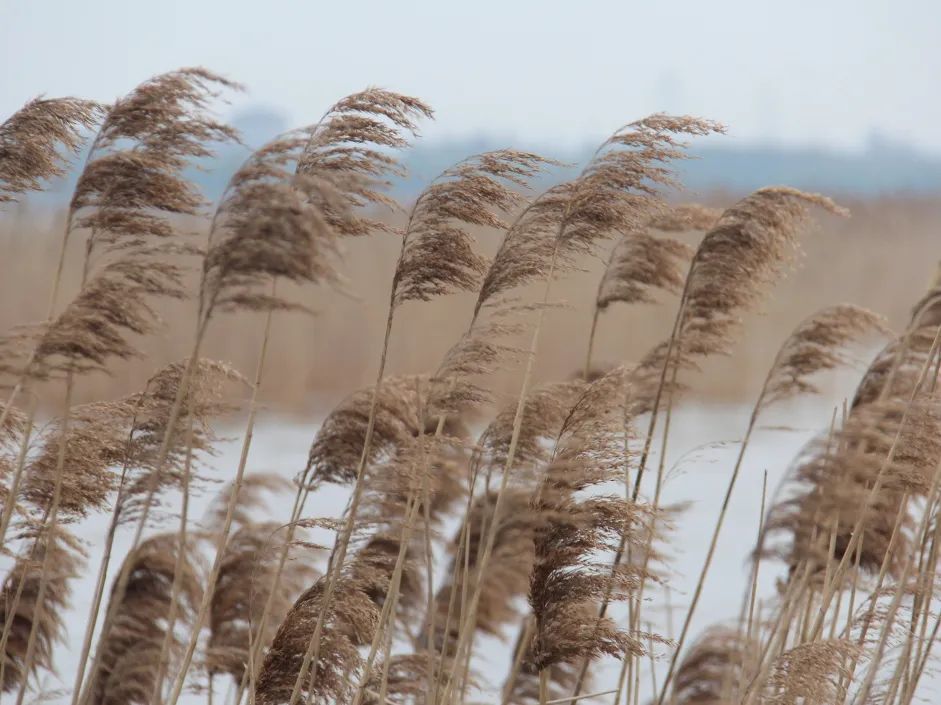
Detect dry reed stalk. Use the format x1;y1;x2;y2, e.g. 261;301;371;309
583;203;713;377
84;533;201;705
440;115;720;705
854;452;941;705
130;89;429;705
763;326;941;661
528;368;660;705
0;97;103;205
566;187;845;705
668;625;755;705
71;360;241;705
654;304;886;704
285;148;547;705
204;477;316;688
0;526;82;693
1;68;239;701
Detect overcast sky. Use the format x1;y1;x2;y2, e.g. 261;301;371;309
3;0;940;153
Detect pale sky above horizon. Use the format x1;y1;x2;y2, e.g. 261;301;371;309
3;0;940;154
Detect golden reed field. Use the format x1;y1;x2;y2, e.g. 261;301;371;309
4;196;940;414
2;67;941;705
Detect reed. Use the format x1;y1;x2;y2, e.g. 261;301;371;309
2;70;941;705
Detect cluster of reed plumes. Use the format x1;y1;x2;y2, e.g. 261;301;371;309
0;66;938;705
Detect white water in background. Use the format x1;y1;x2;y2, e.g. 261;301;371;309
19;397;869;703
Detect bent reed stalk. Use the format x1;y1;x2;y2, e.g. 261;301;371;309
5;74;941;705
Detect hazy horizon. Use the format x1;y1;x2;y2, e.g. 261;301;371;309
3;0;941;156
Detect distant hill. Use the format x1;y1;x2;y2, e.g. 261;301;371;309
16;109;941;209
394;134;941;200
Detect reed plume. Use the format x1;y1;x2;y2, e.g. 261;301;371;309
505;637;581;705
423;488;536;657
362;654;431;705
440;116;719;705
203;471;311;690
529;368;658;698
764;328;941;579
595;230;693;312
161;89;435;705
670;626;755;705
392;150;550;307
296;89;433;237
583;201;720;377
0;402;30;520
1;68;239;383
0;77;238;667
0;97;103;205
70;358;241;705
620;189;848;705
593;202;721;320
647;203;722;232
85;533;201;705
475;116;723;317
0;527;83;692
20;400;136;520
656;304;887;703
256;575;381;705
476;381;584;484
306;375;466;488
286;146;552;705
633;187;848;413
762;639;861;705
189;91;439;705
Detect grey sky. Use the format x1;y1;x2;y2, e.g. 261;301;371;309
3;0;940;152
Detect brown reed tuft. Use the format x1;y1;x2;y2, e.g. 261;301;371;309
204;473;313;684
296;89;433;237
596;230;693;311
476;381;585;483
424;488;536;656
763;639;861;705
594;202;722;314
0;527;83;692
764;319;941;580
475;116;723;315
670;626;756;705
86;533;201;705
392;151;552;307
760;304;888;408
20;400;135;520
0;97;104;205
647;203;723;233
648;187;847;370
529;367;658;672
306;375;468;488
206;519;316;683
256;575;381;705
0;69;240;384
